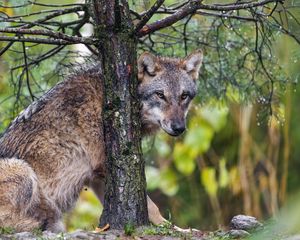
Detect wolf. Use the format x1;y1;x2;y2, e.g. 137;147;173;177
0;50;203;232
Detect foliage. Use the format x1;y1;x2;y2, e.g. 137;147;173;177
141;222;190;238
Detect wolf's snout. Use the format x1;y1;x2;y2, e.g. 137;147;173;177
170;121;186;135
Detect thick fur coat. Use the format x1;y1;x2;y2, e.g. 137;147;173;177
0;50;203;232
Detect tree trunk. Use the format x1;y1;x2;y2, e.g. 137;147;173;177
89;0;149;228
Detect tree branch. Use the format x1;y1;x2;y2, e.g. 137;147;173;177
6;6;84;29
5;6;83;19
27;1;84;8
0;36;73;45
137;0;279;37
134;0;165;33
198;0;280;12
196;10;258;22
137;0;199;37
0;28;97;44
11;46;65;71
0;41;14;57
21;42;35;101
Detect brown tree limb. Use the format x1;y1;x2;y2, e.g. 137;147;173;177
0;35;72;45
136;0;199;37
0;28;97;44
134;0;165;33
196;10;258;22
151;8;259;22
137;0;279;37
199;0;279;12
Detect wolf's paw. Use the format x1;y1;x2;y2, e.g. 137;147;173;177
173;225;200;233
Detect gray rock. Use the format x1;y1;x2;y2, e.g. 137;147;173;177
230;215;263;231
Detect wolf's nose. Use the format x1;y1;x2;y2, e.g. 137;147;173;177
171;123;186;135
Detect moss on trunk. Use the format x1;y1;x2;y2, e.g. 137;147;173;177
89;0;149;229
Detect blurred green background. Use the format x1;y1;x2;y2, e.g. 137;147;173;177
1;0;300;235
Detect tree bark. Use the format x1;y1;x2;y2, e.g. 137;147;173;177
89;0;149;228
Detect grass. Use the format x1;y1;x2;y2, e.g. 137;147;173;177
0;226;15;234
124;222;135;236
140;222;193;239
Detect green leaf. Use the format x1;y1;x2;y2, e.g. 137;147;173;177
200;106;228;132
184;125;214;155
145;166;161;191
173;142;196;176
155;137;171;157
159;168;179;196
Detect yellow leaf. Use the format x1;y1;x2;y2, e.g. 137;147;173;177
173;142;196;176
201;167;218;197
219;158;229;188
229;166;242;195
94;223;110;232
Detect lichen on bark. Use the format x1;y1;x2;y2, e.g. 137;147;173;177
88;0;149;229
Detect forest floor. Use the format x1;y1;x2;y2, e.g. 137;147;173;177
0;215;297;240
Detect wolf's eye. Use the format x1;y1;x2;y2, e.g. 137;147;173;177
181;93;189;100
155;91;165;99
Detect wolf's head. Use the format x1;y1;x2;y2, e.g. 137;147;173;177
138;50;203;136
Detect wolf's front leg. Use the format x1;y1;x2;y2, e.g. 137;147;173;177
90;175;105;204
147;196;199;233
147;195;166;225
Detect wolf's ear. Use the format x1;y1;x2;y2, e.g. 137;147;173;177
138;52;159;81
181;49;203;80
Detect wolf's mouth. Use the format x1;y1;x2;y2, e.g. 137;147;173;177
159;121;183;137
164;129;182;137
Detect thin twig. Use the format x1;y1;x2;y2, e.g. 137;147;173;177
0;41;14;57
0;28;97;44
28;1;84;8
11;46;65;71
22;42;35;101
6;6;83;19
14;6;84;28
